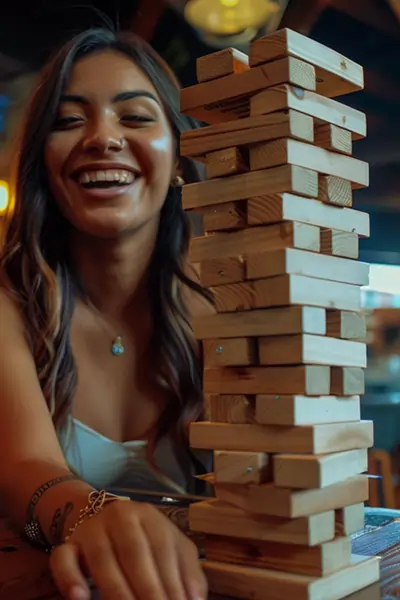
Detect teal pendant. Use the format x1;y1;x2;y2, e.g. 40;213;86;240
111;336;125;357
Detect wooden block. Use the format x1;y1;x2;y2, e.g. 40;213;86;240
246;248;370;286
193;306;326;339
189;499;335;545
197;256;245;287
250;138;369;189
258;334;367;367
189;420;373;454
327;311;367;340
203;338;258;367
331;367;365;396
206;148;248;179
250;84;366;139
255;394;361;426
273;449;368;489
315;123;352;155
214;474;369;518
319;175;353;207
249;28;364;98
336;503;365;535
181;110;314;158
200;201;247;232
344;584;380;600
204;535;352;577
320;229;359;259
180;57;316;123
203;555;380;600
208;394;254;424
190;222;320;263
182;165;318;210
214;450;272;484
204;365;330;395
246;193;369;237
196;48;249;83
253;274;361;312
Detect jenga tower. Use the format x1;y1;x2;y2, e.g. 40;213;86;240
179;29;381;600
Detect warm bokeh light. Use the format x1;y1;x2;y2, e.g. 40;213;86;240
0;180;9;214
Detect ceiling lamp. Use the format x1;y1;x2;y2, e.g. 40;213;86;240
184;0;280;36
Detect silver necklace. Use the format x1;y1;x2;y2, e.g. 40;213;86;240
87;301;125;357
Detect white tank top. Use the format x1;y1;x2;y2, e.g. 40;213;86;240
62;419;191;494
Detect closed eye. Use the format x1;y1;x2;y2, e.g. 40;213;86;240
53;116;84;130
121;114;156;124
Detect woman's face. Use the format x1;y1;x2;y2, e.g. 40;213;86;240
44;50;175;238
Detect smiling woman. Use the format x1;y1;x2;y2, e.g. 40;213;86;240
0;27;213;600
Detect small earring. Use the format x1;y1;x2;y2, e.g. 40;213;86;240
171;175;185;188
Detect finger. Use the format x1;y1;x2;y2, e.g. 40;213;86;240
141;517;187;600
50;543;91;600
83;534;134;600
176;537;208;600
112;518;168;600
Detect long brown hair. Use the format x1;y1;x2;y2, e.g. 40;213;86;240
0;28;212;457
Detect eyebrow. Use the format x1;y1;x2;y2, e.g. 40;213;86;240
59;90;160;105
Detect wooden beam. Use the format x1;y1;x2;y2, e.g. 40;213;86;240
279;0;331;35
387;0;400;23
130;0;166;42
331;0;400;38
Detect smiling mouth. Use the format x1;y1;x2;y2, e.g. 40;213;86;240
77;169;137;189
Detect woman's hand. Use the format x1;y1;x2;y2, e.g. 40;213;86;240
50;500;207;600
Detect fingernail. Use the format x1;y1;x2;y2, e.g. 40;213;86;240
70;585;89;600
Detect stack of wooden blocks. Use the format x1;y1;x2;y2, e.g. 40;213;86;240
179;28;380;600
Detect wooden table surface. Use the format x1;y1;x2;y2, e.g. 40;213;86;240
1;517;399;600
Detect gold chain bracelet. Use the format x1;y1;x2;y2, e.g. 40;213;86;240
64;489;130;543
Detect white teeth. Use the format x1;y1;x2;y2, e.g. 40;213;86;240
77;169;135;185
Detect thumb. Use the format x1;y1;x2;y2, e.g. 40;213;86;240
50;543;91;600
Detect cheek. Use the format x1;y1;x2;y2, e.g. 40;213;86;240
147;132;175;184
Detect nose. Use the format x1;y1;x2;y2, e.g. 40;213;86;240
82;120;124;153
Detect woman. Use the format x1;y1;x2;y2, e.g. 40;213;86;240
0;26;213;600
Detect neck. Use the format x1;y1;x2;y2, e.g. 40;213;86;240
70;221;159;319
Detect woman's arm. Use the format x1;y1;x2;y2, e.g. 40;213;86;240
0;289;92;546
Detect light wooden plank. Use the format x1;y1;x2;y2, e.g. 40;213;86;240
190;222;320;262
204;365;330;395
255;394;360;426
319;175;353;206
190;499;335;545
203;535;352;577
206;148;248;179
246;248;369;286
315;123;352;155
203;338;258;367
183;165;318;210
258;334;367;367
249;138;369;188
320;228;359;259
180;57;316;123
331;367;365;396
273;449;368;489
214;474;369;518
249;28;364;97
326;311;367;340
250;84;366;139
193;306;326;339
253;274;361;312
190;420;373;454
181;110;313;157
246;193;369;236
197;48;249;83
203;555;380;600
214;450;272;484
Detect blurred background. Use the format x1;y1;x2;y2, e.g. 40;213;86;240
0;0;399;506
